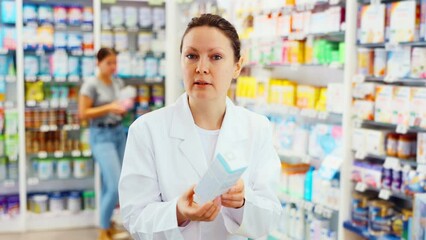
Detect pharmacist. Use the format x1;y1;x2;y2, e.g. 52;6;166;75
119;14;282;240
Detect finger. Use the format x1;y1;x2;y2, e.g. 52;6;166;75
221;192;244;201
221;200;243;208
193;202;214;219
185;185;196;204
201;204;218;220
206;205;221;221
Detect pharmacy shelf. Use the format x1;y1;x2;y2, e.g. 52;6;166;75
277;149;311;164
354;182;413;202
26;124;81;132
355;153;417;167
29;150;92;159
0;217;24;233
24;22;94;32
358;41;426;48
25;75;84;84
343;221;400;240
27;210;96;231
0;180;19;195
280;193;337;214
121;77;165;85
27;177;94;193
245;62;344;70
23;48;95;57
357;42;385;48
360;120;426;133
282;0;345;13
286;31;345;42
364;76;426;86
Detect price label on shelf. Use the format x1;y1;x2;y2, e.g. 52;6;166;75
352;75;366;83
40;125;50;132
318;112;328;120
27;177;40;186
68;76;80;82
71;150;81;157
371;0;382;5
355;150;367;160
417;164;426;174
54;151;64;158
355;182;367;192
384;75;398;83
37;151;48;159
384;157;400;169
396;124;408;134
71;50;83;56
40;76;52;82
26;76;37;82
3;180;15;188
379;189;392;200
83;150;92;157
385;42;401;51
329;0;340;5
55;76;66;82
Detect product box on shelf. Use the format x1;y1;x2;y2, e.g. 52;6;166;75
409;87;426;128
392;87;411;126
364;129;390;156
387;46;411;78
375;85;394;124
388;1;420;43
358;4;386;44
326;83;344;114
411;47;426;78
308;124;342;159
418;133;426;164
296;85;319;109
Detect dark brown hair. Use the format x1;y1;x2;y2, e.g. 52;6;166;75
180;14;241;62
97;47;117;62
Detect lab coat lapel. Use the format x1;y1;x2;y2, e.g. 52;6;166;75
170;94;208;178
214;98;249;158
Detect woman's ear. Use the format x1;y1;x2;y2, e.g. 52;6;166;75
233;56;244;79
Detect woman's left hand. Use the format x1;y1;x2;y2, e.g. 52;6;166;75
221;179;245;209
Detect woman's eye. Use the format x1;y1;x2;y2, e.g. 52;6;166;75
212;55;222;60
186;54;197;60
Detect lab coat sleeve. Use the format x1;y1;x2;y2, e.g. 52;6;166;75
119;123;185;240
222;118;282;239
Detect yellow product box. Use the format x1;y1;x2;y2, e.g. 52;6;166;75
315;88;327;112
409;87;426;128
289;41;305;64
374;85;394;124
268;79;283;104
236;76;257;99
391;86;411;126
304;38;314;64
282;81;296;106
296;85;319;109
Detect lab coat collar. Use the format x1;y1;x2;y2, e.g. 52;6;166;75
170;93;248;177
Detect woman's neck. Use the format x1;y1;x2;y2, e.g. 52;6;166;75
188;97;226;130
98;73;112;85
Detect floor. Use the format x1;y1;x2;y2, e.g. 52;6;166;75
0;228;131;240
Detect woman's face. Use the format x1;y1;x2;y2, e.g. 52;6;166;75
181;26;242;102
97;54;117;77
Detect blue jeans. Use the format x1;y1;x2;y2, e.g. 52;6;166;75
90;125;126;229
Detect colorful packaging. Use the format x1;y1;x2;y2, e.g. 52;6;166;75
282;82;296;106
113;31;128;52
392;87;411;126
38;4;54;24
101;9;109;28
315;88;327;112
139;7;152;28
375;85;394;123
387;46;411;78
57;158;71;179
138;32;153;53
1;1;16;24
388;1;420;43
100;31;113;49
296;85;319;109
413;194;426;240
82;33;94;51
110;6;124;27
0;157;6;181
418;133;426;164
6;195;19;217
326;83;344;114
23;26;38;50
81;56;95;77
68;56;80;77
125;7;138;28
374;48;387;77
364;129;390;156
117;52;132;78
82;7;94;25
67;33;82;50
357;48;374;76
3;27;16;50
152;8;165;30
411;47;426;78
24;55;39;77
23;4;37;24
36;25;54;50
51;50;68;78
409;87;426;128
37;158;54;180
144;56;158;79
54;32;67;49
68;5;82;26
308;124;343;159
53;5;67;25
359;4;386;44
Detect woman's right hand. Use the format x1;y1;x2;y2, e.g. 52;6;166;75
108;101;126;115
176;185;221;226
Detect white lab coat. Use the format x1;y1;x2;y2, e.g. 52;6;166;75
119;94;282;240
